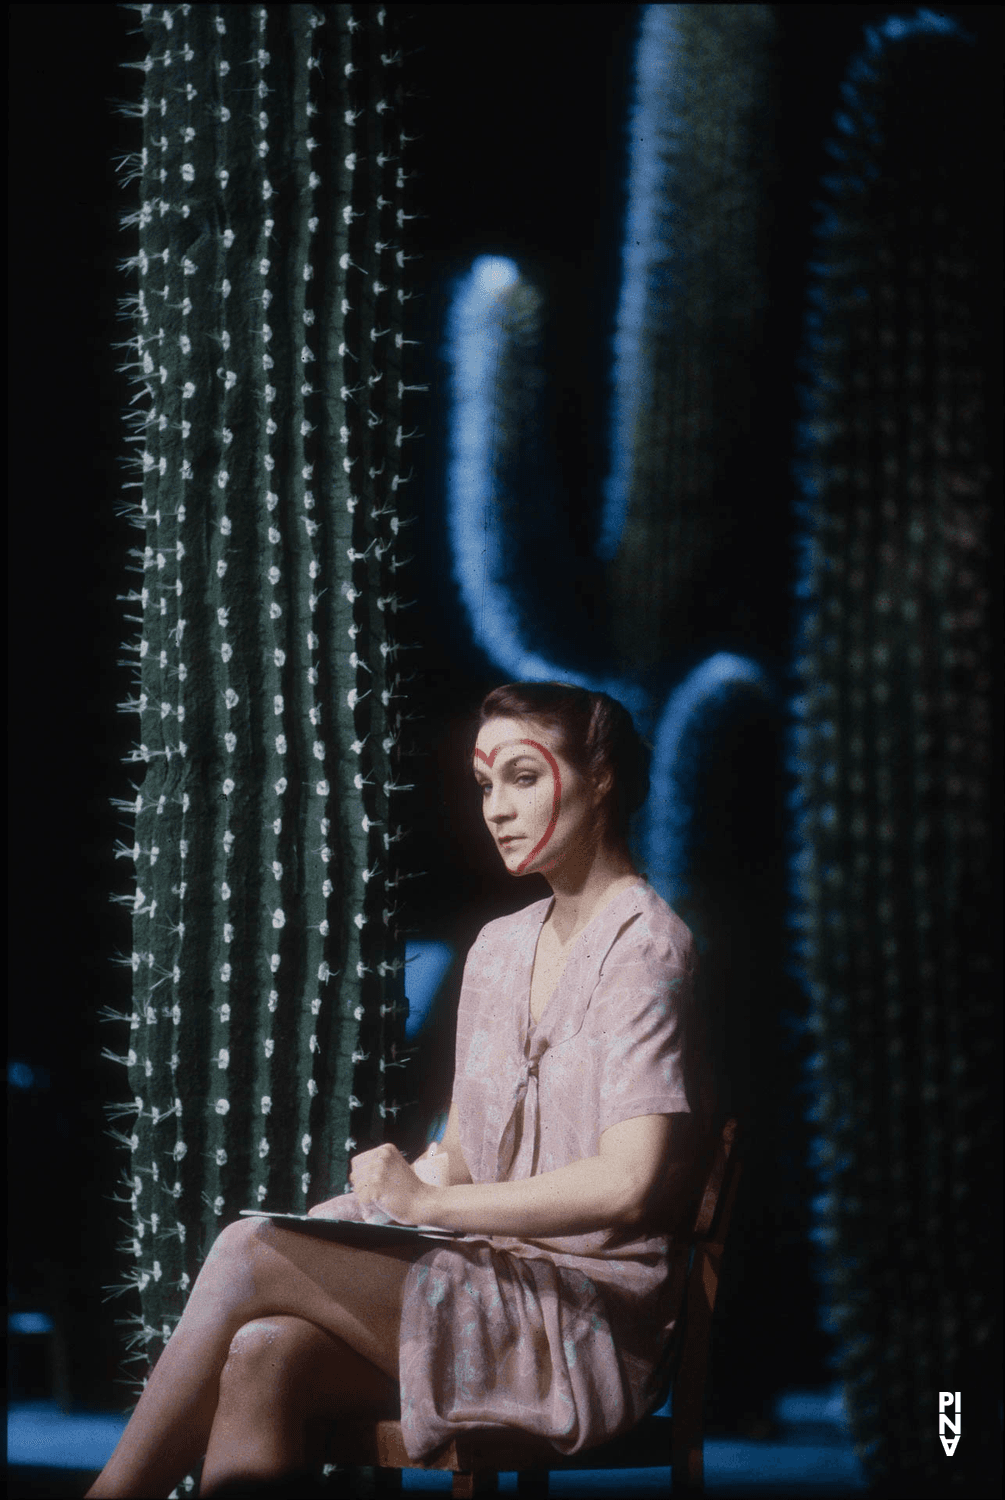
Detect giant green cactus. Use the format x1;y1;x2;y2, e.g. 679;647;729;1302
790;12;997;1493
105;2;421;1412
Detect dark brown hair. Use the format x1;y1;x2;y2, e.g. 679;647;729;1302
476;682;650;846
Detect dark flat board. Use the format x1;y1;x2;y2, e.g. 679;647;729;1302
238;1210;465;1245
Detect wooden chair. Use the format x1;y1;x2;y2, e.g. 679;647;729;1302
326;1116;745;1498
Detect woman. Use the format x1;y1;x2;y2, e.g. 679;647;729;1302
87;681;714;1498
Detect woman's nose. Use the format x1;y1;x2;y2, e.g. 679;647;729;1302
486;786;514;822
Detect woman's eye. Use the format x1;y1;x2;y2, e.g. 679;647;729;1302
516;775;537;787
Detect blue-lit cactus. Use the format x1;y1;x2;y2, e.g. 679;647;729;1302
604;3;777;676
443;2;780;906
106;3;422;1411
789;11;995;1492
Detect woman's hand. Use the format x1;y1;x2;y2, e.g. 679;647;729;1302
349;1143;435;1226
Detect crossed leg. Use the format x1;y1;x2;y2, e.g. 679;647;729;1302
85;1218;420;1499
200;1313;396;1494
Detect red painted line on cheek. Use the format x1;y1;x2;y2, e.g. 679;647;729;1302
474;739;562;875
516;743;562;873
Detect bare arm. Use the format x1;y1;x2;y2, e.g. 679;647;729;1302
351;1112;694;1239
414;1097;472;1187
426;1112;674;1236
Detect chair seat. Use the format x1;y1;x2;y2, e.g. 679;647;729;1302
329;1413;672;1474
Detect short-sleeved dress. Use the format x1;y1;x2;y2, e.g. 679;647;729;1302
397;878;715;1464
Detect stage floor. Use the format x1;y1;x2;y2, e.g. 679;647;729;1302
7;1388;867;1497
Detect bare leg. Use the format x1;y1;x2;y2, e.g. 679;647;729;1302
85;1218;418;1499
199;1314;396;1495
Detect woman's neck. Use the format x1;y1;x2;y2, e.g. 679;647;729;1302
542;840;641;948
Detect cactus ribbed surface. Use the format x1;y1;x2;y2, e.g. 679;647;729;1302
608;2;777;679
106;2;421;1377
790;13;996;1493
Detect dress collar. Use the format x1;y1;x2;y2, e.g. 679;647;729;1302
521;878;649;1049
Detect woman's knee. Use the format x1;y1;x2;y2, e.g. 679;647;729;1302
186;1216;269;1319
199;1215;268;1280
218;1316;325;1405
211;1214;268;1258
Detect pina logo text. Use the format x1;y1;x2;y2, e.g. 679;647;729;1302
939;1391;961;1456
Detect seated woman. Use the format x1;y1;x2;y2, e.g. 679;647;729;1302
87;681;715;1498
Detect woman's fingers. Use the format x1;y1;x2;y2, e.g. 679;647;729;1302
350;1143;403;1201
348;1144;426;1222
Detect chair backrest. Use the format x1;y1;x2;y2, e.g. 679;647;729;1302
648;1115;744;1414
692;1114;743;1242
669;1115;745;1493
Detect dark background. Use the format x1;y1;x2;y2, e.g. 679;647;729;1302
8;0;997;1424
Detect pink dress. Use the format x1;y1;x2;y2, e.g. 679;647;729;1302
397;879;715;1463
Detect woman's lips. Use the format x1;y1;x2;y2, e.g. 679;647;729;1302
498;835;523;848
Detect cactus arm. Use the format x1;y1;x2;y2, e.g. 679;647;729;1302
646;653;775;913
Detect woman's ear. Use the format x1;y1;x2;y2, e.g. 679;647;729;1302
591;769;613;808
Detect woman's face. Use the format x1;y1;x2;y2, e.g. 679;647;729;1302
472;716;602;877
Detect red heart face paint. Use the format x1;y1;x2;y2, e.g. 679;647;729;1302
473;738;563;874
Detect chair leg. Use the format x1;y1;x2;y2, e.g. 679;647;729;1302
452;1471;499;1497
516;1470;549;1497
373;1466;404;1496
671;1437;705;1496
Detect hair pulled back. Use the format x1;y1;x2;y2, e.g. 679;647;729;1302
477;682;650;846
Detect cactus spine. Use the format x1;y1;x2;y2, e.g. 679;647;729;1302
108;1;421;1385
790;13;995;1492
